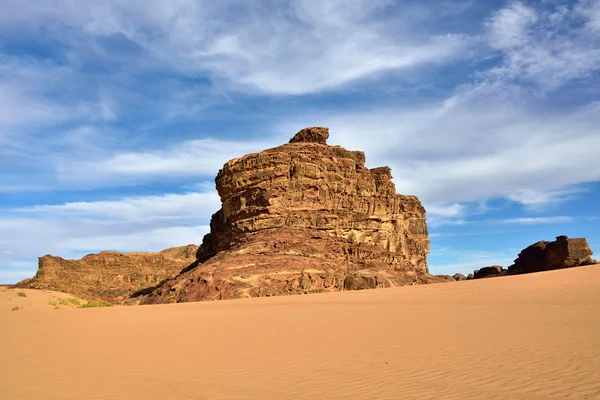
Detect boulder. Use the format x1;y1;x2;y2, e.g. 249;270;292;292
508;236;594;275
143;127;435;304
452;273;467;281
472;265;507;279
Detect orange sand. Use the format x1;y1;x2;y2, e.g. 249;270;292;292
1;265;599;399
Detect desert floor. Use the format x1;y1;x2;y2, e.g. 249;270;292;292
1;265;599;400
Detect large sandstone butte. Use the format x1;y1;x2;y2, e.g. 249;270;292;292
144;127;436;304
508;235;594;275
17;245;198;302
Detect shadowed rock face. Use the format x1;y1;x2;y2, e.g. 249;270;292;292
470;265;507;279
508;236;594;275
17;245;198;302
143;127;436;304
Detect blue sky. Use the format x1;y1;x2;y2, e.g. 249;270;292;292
1;0;599;283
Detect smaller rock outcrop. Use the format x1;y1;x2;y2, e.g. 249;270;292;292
508;236;594;275
435;274;457;282
470;265;507;280
452;273;467;281
17;245;198;302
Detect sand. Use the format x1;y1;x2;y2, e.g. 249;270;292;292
0;286;86;312
1;265;599;400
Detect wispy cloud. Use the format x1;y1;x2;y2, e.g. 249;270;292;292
485;1;600;90
55;137;274;187
499;216;574;225
0;0;473;95
0;191;219;281
508;187;585;210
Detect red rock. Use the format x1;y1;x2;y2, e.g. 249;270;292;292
143;127;436;304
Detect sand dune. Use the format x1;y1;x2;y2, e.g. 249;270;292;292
0;287;86;312
2;265;600;399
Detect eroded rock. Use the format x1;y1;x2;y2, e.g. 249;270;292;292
143;127;435;303
508;236;594;275
17;245;198;302
452;273;467;281
472;265;507;279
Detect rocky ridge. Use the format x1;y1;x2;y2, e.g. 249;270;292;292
17;245;198;302
143;127;438;303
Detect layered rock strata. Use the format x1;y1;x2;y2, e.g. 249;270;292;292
144;127;435;303
18;245;198;302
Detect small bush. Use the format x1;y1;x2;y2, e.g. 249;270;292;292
17;292;27;297
11;306;20;311
67;298;80;306
79;300;112;308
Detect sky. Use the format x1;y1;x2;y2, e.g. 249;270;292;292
1;0;599;283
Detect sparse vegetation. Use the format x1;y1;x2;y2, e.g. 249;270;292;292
11;306;20;311
79;300;112;308
17;291;27;297
59;298;71;306
67;298;81;306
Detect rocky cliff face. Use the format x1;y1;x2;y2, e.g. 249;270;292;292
508;236;594;275
18;245;198;302
143;127;436;304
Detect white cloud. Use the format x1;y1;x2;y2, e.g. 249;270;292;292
18;192;221;222
486;1;537;49
426;203;469;227
0;0;472;95
485;1;600;89
427;203;465;218
507;187;584;210
55;137;275;186
499;216;573;225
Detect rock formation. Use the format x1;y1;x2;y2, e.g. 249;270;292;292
17;245;198;302
143;127;437;303
468;265;507;279
452;273;467;281
508;236;594;275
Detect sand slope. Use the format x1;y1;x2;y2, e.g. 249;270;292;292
1;265;600;399
0;287;86;312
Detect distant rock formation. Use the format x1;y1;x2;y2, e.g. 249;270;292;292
452;273;467;281
144;127;438;304
468;265;507;280
17;245;198;302
508;236;594;275
435;274;457;282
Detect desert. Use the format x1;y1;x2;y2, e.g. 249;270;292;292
2;265;600;399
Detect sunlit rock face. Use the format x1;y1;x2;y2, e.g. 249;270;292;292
144;127;436;304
